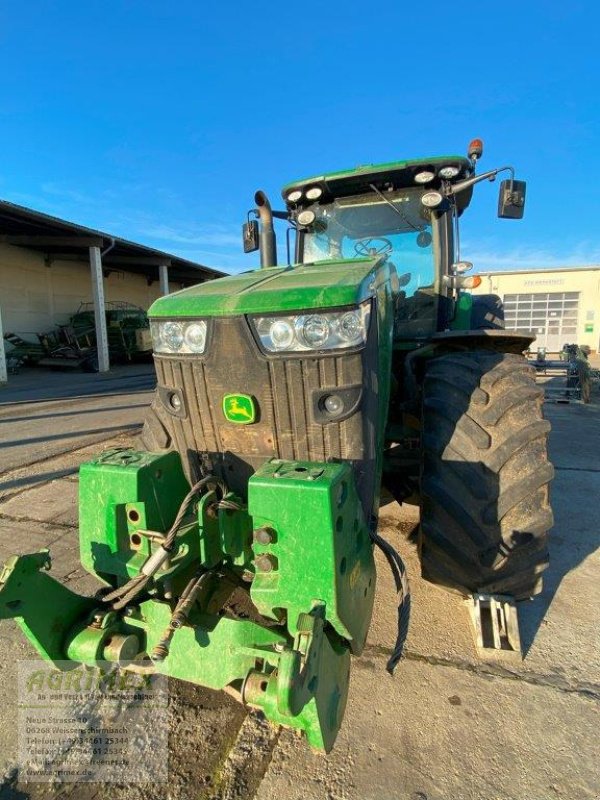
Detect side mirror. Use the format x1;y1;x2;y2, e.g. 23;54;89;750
242;220;260;253
451;261;473;274
498;179;526;219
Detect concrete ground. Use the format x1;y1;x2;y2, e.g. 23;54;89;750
0;366;598;799
0;364;155;479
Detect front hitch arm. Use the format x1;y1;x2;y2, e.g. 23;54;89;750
0;551;96;664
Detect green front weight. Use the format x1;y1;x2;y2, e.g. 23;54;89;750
0;452;374;752
248;458;376;653
78;448;191;583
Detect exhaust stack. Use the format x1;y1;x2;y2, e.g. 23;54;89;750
254;190;277;268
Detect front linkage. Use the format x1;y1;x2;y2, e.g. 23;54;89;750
0;447;376;751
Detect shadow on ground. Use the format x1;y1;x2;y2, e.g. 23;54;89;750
518;395;600;656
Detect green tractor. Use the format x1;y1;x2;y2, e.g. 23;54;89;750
0;140;552;751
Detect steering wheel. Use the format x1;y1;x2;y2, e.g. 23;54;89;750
353;237;393;257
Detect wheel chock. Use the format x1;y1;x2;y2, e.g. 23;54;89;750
468;593;521;655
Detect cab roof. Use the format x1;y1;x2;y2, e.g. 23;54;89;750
282;155;473;206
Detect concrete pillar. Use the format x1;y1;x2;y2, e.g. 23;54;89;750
89;246;110;373
159;263;170;295
0;300;7;384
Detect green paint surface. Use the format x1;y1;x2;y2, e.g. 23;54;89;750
148;258;379;318
78;449;191;581
248;458;376;651
452;292;473;330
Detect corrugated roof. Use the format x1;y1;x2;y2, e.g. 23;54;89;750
0;198;225;286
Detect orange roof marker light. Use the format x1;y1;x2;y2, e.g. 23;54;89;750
439;138;526;220
468;138;484;162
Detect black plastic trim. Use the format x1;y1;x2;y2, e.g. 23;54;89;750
157;385;188;419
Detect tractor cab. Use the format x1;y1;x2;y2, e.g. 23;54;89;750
244;144;526;340
283;156;474;297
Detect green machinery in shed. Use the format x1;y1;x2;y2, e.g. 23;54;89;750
0;140;552;750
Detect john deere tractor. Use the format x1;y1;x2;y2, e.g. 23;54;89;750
0;140;552;751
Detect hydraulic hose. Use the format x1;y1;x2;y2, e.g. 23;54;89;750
369;528;411;674
102;475;227;611
150;570;211;662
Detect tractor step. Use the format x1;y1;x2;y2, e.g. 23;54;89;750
468;593;521;655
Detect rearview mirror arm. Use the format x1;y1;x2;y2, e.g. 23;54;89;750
446;166;515;196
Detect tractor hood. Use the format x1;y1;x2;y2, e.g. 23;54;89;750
149;257;384;318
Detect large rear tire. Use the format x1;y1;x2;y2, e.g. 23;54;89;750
419;350;553;599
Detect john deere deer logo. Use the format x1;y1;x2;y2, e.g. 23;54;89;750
222;393;256;424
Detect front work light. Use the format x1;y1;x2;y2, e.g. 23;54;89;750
414;170;435;184
297;209;316;227
251;303;371;353
305;186;323;200
421;191;443;208
439;165;460;179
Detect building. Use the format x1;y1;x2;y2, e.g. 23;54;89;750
471;266;600;353
0;199;224;382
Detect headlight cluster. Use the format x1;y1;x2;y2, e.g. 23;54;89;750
251;303;371;353
150;319;207;354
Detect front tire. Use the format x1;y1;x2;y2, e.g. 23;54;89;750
140;399;173;451
419;350;553;600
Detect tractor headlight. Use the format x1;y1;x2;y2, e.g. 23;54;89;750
162;321;184;351
270;319;295;350
150;319;208;354
251;303;371;353
296;314;330;348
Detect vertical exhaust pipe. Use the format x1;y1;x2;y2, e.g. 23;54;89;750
254;190;277;268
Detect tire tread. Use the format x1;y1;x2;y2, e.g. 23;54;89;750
419;350;553;599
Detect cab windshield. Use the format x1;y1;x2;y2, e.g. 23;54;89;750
300;188;436;298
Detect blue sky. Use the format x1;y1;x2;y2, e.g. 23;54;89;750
0;1;598;274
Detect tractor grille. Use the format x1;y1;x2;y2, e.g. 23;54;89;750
152;315;378;509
